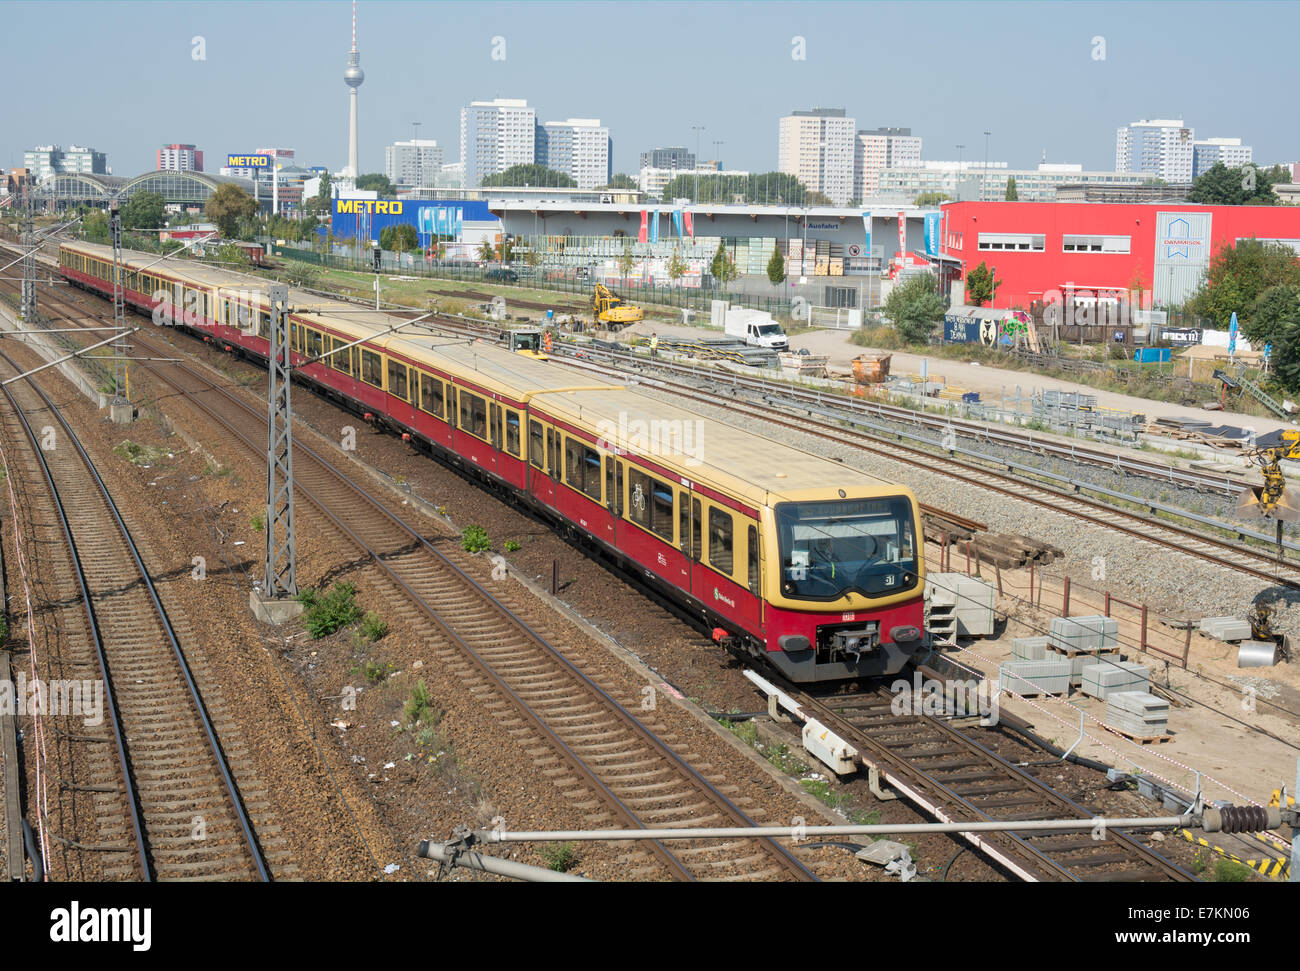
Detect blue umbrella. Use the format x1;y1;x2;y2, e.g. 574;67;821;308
1229;311;1238;357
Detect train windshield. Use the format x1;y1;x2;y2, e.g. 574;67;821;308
775;497;918;601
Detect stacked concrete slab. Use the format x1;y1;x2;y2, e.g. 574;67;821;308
1012;636;1049;661
999;659;1071;697
1048;615;1120;686
925;573;996;637
1106;691;1168;738
1199;616;1251;642
1081;660;1150;700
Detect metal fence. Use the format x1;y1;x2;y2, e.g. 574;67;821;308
268;242;797;319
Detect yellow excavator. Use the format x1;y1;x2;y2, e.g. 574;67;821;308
1236;429;1300;521
592;283;644;329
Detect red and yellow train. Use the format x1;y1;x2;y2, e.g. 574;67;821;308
59;240;926;682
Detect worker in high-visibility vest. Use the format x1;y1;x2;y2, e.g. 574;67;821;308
543;330;554;353
649;332;659;360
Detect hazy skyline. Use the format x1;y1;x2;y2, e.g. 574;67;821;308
4;0;1297;179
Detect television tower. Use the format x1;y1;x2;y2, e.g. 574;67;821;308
343;0;364;178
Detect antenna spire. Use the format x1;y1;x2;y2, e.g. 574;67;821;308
351;0;357;52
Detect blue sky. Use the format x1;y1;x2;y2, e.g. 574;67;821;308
3;0;1296;177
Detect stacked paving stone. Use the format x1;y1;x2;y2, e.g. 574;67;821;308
999;658;1071;696
1198;616;1251;642
1011;636;1049;661
1081;660;1150;700
1048;615;1120;686
1105;691;1169;738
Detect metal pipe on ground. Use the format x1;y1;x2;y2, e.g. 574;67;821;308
417;840;592;882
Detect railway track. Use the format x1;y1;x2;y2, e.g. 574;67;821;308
0;348;272;881
10;282;825;882
544;345;1300;590
785;673;1194;882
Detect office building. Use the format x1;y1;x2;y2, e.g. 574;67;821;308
853;127;922;201
460;98;536;188
778;108;856;205
535;118;611;189
385;139;444;188
157;143;203;172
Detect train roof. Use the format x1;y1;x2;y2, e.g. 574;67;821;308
62;240;905;508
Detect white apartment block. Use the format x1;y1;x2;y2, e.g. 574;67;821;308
638;166;750;200
460;98;536;188
385;139;444;188
1192;137;1253;177
535;118;611;189
778;108;856;206
853;127;922;201
878;161;1148;203
1115;119;1195;183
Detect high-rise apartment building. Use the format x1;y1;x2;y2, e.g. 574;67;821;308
385;139;444;187
853;127;922;201
460;98;536;188
23;145;109;181
535;119;611;189
1115;119;1195;183
639;146;695;171
1191;137;1253;177
157;143;203;172
777;108;855;205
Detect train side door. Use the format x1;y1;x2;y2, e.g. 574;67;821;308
528;416;555;506
682;493;702;599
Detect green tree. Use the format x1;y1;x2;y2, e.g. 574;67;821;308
1004;176;1018;201
1189;239;1300;327
379;224;419;253
964;261;1000;307
600;173;638;190
1243;284;1300;345
216;243;250;267
1188;162;1287;206
205;183;259;238
477;239;496;263
122;191;166;230
710;239;738;285
1272;319;1300;392
884;272;945;344
355;172;396;195
744;171;811;205
307;172;333;214
914;191;952;207
82;211;109;243
617;240;635;278
667;247;687;286
766;246;786;285
480;164;576;188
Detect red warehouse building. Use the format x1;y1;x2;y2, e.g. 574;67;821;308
936;201;1300;310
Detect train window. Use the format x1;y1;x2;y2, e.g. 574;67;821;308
491;403;502;449
329;338;350;374
709;507;734;575
679;497;689;554
529;420;544;469
360;349;383;387
419;373;444;417
564;439;602;501
616;462;624;517
387;359;409;400
547;429;559;478
291;322;303;353
692;498;702;561
504;410;520;455
352;347;361;377
748;525;760;595
460;391;487;439
627;469;673;541
259;310;271;339
605;457;615;511
306;329;324;359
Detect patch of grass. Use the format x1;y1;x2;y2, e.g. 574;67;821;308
404;678;440;726
800;778;852;810
720;717;759;747
204;462;232;477
763;743;809;777
461;524;490;553
357;611;388;642
1211;858;1251;882
112;440;168;466
297;582;362;638
0;617;8;645
1191;850;1209;874
847;808;881;827
503;539;521;553
251;511;265;531
540;842;578;873
355;660;389;684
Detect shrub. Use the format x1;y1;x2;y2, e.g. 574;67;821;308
504;540;521;553
358;611;388;641
298;582;363;638
540;842;578;873
461;525;491;553
404;679;437;725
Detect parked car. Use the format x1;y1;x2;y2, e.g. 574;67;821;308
485;268;518;282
